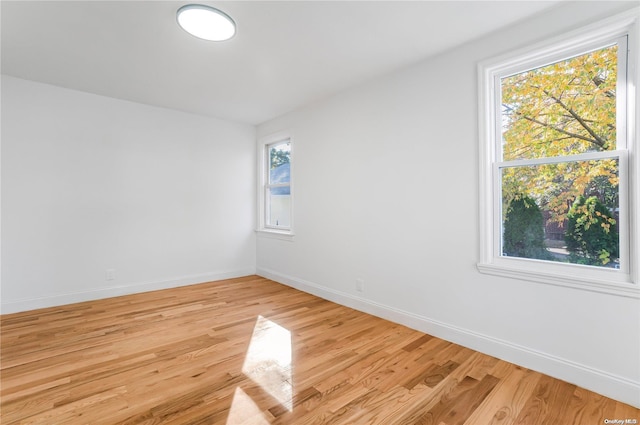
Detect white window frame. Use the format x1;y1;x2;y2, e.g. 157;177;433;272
256;131;294;240
477;9;640;298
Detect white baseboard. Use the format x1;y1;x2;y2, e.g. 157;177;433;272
257;266;640;408
1;268;256;315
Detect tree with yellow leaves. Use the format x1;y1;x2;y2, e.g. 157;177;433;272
500;44;619;227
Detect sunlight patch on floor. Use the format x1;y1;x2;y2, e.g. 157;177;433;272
241;315;293;411
226;387;270;425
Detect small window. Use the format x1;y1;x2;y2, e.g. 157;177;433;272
478;11;639;294
265;140;291;229
257;133;293;237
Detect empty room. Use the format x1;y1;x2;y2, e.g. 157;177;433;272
1;1;639;424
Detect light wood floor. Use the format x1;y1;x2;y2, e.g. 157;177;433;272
1;275;638;424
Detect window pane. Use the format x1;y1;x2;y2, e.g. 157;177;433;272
501;45;617;161
269;142;290;184
266;187;291;228
501;158;619;268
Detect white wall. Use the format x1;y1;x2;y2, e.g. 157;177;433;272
256;2;640;407
1;76;256;313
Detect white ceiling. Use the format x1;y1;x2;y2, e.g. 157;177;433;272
1;1;562;125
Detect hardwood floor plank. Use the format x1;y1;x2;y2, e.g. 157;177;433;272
417;373;500;425
1;275;638;424
462;364;541;425
513;374;577;425
557;387;617;425
402;334;434;352
407;359;460;390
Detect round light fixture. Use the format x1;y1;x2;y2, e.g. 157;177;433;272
177;4;236;41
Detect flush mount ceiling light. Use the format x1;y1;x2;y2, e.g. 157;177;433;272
177;4;236;41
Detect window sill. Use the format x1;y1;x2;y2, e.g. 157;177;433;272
477;262;639;299
255;229;295;241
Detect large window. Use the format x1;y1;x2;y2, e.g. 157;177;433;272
478;11;639;295
258;133;293;237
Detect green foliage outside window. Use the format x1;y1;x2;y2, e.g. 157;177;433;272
503;196;553;261
565;195;618;266
270;144;290;169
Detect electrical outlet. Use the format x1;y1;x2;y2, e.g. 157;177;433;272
356;278;364;292
106;269;116;281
